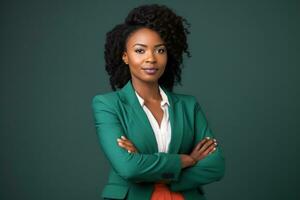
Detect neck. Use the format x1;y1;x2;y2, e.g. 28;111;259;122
131;78;161;102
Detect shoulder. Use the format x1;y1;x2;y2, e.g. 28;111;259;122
92;90;119;102
91;90;121;109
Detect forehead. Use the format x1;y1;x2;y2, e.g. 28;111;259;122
126;28;164;47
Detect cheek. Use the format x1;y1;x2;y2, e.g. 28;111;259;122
159;53;168;62
128;56;143;73
128;61;143;74
130;58;143;66
159;55;168;68
162;55;168;64
128;53;143;65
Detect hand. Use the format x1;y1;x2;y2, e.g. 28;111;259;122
190;137;218;163
117;135;139;153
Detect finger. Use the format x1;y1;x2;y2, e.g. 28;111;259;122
199;139;215;153
196;137;216;150
118;142;127;150
118;140;132;149
206;137;217;143
199;144;215;158
204;144;216;155
119;136;129;143
117;140;137;152
118;142;136;152
118;137;138;153
209;146;217;154
195;138;207;151
200;138;214;151
117;139;130;148
206;141;217;154
120;140;137;152
205;137;217;143
119;136;135;147
117;140;126;148
117;137;131;144
120;139;134;147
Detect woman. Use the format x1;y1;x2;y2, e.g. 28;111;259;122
92;4;225;200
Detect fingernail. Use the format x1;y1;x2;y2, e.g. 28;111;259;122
213;139;217;142
121;136;126;139
214;142;218;146
128;150;131;153
206;137;210;139
213;147;216;151
117;138;121;142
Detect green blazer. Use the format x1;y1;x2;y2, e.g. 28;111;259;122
91;80;225;200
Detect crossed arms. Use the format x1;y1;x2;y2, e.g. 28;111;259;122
92;95;225;192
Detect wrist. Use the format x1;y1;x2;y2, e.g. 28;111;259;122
189;155;197;166
180;154;196;168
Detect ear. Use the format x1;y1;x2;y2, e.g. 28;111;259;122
122;52;128;65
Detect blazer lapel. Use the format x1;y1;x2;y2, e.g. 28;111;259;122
119;80;158;152
119;80;183;154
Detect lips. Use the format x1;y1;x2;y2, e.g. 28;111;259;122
142;67;158;75
142;67;158;70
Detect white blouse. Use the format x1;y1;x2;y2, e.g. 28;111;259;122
135;87;171;153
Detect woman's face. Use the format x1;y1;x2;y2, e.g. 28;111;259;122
122;28;167;85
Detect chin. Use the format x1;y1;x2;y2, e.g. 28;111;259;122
139;76;161;84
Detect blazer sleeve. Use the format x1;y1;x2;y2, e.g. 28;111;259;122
169;99;225;192
91;95;182;183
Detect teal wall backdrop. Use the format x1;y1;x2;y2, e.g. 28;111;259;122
1;0;299;199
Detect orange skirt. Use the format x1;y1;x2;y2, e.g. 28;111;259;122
150;183;184;200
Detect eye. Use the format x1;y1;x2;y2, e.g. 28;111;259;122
156;47;167;54
135;48;145;54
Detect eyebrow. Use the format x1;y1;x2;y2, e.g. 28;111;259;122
132;43;166;48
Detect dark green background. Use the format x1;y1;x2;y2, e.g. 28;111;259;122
1;0;299;199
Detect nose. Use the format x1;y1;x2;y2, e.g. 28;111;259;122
145;51;157;64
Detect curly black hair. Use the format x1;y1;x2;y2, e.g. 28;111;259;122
104;4;191;91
